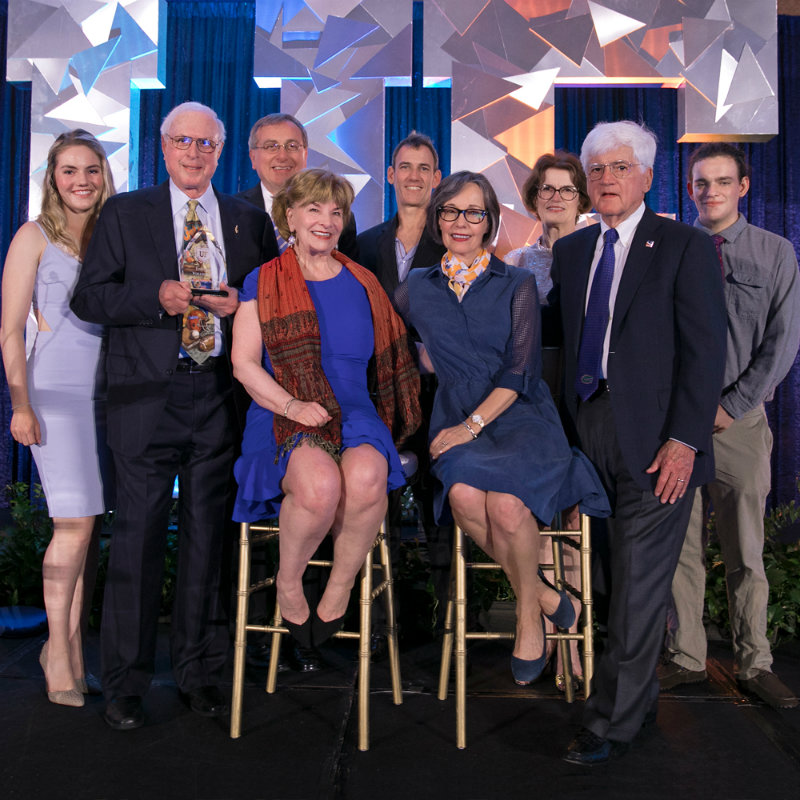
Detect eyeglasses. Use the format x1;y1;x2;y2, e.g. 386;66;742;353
537;184;579;201
254;141;305;154
166;135;219;154
437;206;488;224
587;161;640;180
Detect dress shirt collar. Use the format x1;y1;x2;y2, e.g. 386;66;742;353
598;201;646;247
169;180;219;221
260;183;274;215
694;212;747;243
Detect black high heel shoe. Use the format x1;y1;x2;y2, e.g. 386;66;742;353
281;615;312;649
312;609;345;647
538;568;577;629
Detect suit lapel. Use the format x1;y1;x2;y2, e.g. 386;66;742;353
569;226;601;355
216;188;236;264
376;219;398;292
611;208;660;337
146;182;180;280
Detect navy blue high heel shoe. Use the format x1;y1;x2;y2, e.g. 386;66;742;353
511;617;547;686
538;568;577;629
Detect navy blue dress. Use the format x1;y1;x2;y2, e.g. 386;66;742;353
397;257;610;525
234;265;406;522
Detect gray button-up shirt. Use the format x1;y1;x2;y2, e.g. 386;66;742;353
695;214;800;418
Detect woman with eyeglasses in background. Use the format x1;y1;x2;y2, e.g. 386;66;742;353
0;130;115;707
505;152;592;346
394;171;609;687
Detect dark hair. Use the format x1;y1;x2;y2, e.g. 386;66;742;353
272;168;354;240
522;151;591;219
426;171;500;247
687;142;749;182
391;131;439;171
248;113;308;149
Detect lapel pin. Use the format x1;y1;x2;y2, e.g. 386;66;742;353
645;240;654;248
234;224;239;234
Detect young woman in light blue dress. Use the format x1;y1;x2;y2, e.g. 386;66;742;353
1;130;114;706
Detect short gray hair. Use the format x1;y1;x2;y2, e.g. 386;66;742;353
580;120;657;172
160;102;226;143
248;113;307;150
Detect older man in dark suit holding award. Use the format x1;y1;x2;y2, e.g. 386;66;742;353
550;121;727;764
71;101;274;730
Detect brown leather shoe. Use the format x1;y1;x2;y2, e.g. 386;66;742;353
739;670;798;709
657;660;706;690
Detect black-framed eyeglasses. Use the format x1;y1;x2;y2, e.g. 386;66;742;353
587;161;640;180
537;184;579;201
437;206;488;224
166;135;220;154
254;141;305;154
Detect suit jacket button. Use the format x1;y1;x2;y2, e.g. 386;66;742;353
166;369;174;375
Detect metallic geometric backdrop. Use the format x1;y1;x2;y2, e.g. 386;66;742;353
6;1;779;231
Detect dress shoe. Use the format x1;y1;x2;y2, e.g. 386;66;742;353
104;696;144;730
657;660;706;690
180;685;229;717
538;568;577;629
286;643;324;672
281;614;313;650
739;670;798;709
39;642;84;708
247;641;290;672
511;617;547;686
563;727;629;766
312;609;345;647
370;633;389;663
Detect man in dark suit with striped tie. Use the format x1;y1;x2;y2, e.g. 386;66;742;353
550;121;727;765
238;113;358;259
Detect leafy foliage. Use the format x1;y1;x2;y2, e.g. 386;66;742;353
704;487;800;646
0;483;52;607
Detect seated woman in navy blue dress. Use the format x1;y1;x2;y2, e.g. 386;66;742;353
232;169;420;647
395;172;610;685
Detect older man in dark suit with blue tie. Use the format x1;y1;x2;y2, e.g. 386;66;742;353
550;121;727;765
71;101;274;730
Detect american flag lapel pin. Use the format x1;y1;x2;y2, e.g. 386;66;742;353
645;240;654;248
235;224;239;235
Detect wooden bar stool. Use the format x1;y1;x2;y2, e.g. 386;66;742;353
229;450;419;751
437;513;593;749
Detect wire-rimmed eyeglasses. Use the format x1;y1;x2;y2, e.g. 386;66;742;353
437;206;488;224
166;135;220;154
253;141;305;153
587;161;640;181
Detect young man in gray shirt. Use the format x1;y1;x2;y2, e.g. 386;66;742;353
661;143;800;708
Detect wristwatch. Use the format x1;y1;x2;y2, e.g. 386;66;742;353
470;414;485;431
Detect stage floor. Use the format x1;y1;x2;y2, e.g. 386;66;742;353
2;627;799;799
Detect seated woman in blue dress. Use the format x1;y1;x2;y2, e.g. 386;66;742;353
232;168;420;648
394;171;610;685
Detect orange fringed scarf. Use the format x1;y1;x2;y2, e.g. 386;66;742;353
257;247;421;459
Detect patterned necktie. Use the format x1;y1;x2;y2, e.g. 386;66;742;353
575;227;619;401
273;221;289;254
712;233;726;280
181;199;214;364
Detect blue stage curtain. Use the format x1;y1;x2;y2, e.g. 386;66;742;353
137;0;279;192
553;16;800;505
385;86;451;219
0;0;33;494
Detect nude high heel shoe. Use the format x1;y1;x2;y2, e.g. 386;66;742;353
39;642;84;708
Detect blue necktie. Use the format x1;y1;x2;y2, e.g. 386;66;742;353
273;221;289;254
576;227;619;401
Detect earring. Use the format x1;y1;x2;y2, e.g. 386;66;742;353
288;232;296;246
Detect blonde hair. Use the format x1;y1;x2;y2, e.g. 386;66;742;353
39;130;115;258
272;168;354;241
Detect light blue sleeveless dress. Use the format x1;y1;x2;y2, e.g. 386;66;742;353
26;223;112;517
